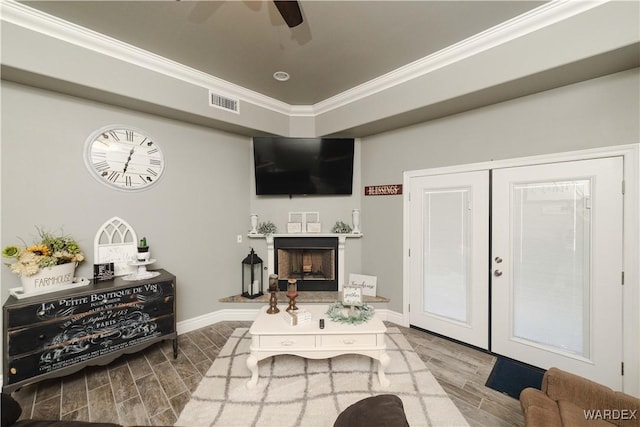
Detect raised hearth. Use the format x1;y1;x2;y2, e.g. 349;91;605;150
219;291;389;304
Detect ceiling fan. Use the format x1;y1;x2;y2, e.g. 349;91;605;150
273;1;303;28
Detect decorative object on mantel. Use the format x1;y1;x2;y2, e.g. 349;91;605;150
249;214;259;234
286;278;298;311
242;248;264;299
2;227;87;296
257;220;277;235
266;274;280;314
94;216;138;277
352;209;361;234
288;211;321;234
331;220;353;234
326;301;375;325
137;236;150;261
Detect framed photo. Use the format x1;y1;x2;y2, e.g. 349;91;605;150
349;273;377;296
306;222;321;233
93;263;115;282
287;222;302;233
342;284;363;306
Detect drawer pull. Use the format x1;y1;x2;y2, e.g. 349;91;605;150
10;368;17;375
38;334;46;340
342;338;356;345
281;340;295;346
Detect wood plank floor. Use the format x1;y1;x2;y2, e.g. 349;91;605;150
10;321;524;426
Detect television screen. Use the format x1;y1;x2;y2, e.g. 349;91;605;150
253;137;354;195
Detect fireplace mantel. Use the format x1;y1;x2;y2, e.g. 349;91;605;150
248;233;362;290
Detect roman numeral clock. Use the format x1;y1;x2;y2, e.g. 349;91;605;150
84;125;165;191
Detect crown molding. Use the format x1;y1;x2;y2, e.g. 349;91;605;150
1;0;610;121
0;0;293;115
312;0;609;115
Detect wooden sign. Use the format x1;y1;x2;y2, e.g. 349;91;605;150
364;184;402;196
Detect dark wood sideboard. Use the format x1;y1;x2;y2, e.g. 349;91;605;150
3;269;177;393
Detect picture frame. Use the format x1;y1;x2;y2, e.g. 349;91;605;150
93;262;115;282
287;222;302;233
342;284;363;306
349;273;378;297
306;222;321;233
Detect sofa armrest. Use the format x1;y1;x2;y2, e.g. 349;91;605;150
520;387;563;427
542;367;639;425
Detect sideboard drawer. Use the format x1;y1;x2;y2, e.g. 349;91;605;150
7;280;175;329
259;334;316;348
320;334;378;348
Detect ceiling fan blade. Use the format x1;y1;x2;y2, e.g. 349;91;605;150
273;1;303;28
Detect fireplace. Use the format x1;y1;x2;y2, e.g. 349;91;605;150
274;237;338;291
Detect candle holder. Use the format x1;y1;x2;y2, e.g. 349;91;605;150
286;279;298;312
267;274;280;314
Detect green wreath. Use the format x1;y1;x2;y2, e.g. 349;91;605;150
326;301;375;325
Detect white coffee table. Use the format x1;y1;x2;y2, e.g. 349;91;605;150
247;304;389;389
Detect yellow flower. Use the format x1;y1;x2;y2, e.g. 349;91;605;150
26;245;50;256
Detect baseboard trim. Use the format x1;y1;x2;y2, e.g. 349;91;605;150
176;308;404;335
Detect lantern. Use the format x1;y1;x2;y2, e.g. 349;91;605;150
242;248;264;299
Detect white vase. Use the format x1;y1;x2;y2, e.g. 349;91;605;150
20;263;76;294
250;214;259;234
352;209;361;234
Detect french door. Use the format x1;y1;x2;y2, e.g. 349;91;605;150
408;157;624;389
491;157;623;389
408;171;489;349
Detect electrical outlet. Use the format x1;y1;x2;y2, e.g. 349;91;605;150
237;235;242;243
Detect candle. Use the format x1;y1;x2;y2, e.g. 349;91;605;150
269;274;278;292
287;279;297;297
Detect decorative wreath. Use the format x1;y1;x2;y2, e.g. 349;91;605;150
326;301;375;325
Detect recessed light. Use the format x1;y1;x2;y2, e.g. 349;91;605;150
273;71;290;82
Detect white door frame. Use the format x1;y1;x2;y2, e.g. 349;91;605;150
402;143;639;396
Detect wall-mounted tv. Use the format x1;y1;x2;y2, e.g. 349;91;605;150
253;137;354;195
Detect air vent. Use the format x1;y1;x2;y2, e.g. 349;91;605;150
209;91;240;114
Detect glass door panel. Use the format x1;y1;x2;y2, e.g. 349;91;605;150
423;189;470;323
512;180;591;357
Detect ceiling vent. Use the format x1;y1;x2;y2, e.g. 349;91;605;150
209;91;240;114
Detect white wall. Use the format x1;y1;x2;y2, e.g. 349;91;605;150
0;81;252;321
360;69;640;313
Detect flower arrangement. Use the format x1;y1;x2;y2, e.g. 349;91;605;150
2;228;85;276
326;301;374;325
257;221;278;235
331;220;353;234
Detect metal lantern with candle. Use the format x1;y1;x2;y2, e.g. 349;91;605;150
241;248;264;299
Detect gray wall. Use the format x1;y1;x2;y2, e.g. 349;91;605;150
360;68;640;313
1;81;251;321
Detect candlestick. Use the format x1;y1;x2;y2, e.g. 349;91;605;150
267;274;280;314
286;279;298;311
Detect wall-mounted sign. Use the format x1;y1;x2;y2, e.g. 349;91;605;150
364;184;402;196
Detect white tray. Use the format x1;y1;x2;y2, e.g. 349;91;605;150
8;277;90;299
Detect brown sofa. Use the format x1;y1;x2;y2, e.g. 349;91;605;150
520;367;639;427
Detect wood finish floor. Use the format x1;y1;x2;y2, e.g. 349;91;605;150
10;321;524;426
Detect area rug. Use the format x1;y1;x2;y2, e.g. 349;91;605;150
485;356;545;399
176;327;469;427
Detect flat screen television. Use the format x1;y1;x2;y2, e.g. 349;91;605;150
253;137;354;195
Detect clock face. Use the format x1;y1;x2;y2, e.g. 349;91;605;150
84;126;165;191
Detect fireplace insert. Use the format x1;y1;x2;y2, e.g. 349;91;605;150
274;237;338;291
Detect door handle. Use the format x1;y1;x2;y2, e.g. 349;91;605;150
494;257;503;263
494;270;503;277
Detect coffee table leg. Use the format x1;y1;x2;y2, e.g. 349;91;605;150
378;352;390;387
246;354;259;389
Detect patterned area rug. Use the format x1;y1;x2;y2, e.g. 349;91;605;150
176;327;469;427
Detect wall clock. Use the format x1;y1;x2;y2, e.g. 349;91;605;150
84;125;165;191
